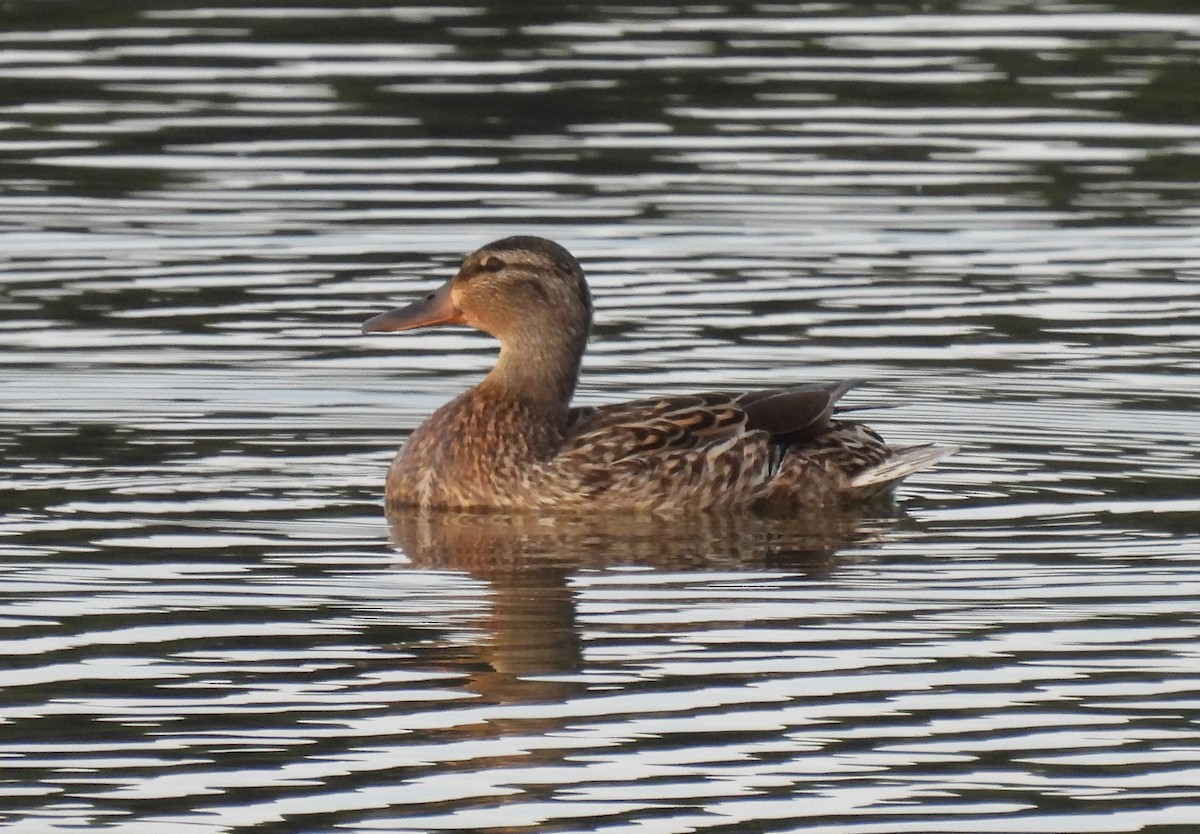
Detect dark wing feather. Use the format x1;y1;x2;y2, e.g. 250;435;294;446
566;405;597;429
738;380;861;442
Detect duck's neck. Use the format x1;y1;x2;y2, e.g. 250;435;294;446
480;326;585;420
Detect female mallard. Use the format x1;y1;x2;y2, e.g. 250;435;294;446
363;236;953;513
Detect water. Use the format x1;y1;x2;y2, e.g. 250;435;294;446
2;1;1199;831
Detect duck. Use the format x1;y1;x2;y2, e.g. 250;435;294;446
362;235;954;513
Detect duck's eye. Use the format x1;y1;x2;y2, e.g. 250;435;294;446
483;256;505;273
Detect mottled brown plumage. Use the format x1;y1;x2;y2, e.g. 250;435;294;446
363;236;954;513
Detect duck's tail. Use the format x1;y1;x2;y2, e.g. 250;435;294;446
848;443;959;495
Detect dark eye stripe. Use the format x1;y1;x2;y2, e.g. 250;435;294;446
484;256;505;272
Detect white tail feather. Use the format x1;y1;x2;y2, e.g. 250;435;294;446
848;444;958;492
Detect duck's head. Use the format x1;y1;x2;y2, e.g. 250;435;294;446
362;236;593;345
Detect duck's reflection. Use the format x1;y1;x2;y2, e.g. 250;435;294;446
387;508;890;702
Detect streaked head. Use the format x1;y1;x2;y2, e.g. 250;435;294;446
362;236;592;342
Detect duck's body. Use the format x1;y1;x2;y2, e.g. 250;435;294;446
364;236;953;514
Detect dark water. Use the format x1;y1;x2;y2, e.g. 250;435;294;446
2;2;1199;832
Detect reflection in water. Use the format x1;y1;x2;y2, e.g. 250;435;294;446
389;506;881;575
388;507;885;702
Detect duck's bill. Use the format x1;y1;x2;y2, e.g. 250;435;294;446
362;280;463;334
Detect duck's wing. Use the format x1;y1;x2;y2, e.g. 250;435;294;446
560;381;859;464
560;392;749;464
553;392;762;510
552;382;869;511
736;379;861;443
552;382;952;511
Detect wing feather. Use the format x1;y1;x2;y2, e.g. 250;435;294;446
561;393;748;463
548;382;882;511
559;382;860;465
